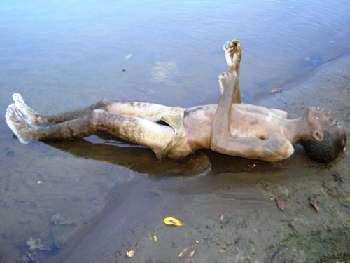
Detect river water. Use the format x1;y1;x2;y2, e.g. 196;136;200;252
0;0;350;262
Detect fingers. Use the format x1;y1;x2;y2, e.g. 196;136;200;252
13;93;25;105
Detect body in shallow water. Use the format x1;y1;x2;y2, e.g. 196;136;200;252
5;40;346;162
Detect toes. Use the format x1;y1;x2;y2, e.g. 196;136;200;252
6;104;16;120
5;104;33;144
14;107;25;120
6;104;27;124
13;93;25;105
218;72;236;83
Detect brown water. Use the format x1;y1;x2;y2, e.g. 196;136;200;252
0;0;350;262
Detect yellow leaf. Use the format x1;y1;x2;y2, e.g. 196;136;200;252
163;216;184;227
126;250;135;258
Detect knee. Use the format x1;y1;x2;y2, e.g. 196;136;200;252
91;109;105;128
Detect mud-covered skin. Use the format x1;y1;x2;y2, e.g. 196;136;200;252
5;40;346;162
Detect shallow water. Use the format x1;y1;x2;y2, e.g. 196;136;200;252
0;0;350;262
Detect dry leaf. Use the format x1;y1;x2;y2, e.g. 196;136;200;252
275;198;286;211
126;250;135;258
309;197;320;213
163;216;184;227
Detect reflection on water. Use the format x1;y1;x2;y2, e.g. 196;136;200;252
0;0;350;262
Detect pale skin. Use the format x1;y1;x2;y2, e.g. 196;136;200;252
6;40;335;161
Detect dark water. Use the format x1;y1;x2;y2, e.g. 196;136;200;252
0;0;350;262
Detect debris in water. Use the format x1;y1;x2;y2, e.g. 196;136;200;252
152;235;158;242
248;163;256;169
163;216;183;227
189;248;196;257
271;87;282;94
308;196;320;213
50;213;74;225
125;53;133;60
121;68;126;72
177;247;189;258
275;198;286;211
178;247;196;258
126;250;135;258
26;238;49;251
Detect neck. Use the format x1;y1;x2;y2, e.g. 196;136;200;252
283;117;311;143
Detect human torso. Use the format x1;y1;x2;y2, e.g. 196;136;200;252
106;101;289;158
179;104;289;155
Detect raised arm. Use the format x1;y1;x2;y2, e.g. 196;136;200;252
211;40;294;162
219;40;242;103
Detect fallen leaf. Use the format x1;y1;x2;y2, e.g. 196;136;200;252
126;250;135;258
163;216;184;227
308;197;320;213
275;198;286;211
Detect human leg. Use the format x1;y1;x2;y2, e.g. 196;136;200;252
6;105;175;158
12;93;109;125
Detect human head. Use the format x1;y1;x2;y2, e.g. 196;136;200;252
300;107;346;163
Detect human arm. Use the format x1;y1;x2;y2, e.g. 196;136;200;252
211;72;294;162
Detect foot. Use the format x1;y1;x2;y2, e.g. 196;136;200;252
6;104;37;144
12;93;40;125
223;39;242;70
